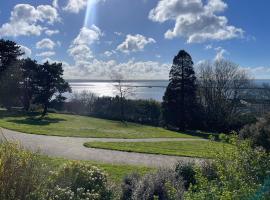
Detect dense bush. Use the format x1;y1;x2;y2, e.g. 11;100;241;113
120;169;185;200
0;142;47;200
240;113;270;151
185;136;270;200
45;162;113;200
120;173;140;200
64;93;161;126
175;162;196;190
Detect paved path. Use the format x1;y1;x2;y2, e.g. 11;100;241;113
0;128;205;168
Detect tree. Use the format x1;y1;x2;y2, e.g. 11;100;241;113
20;58;39;111
162;50;198;130
111;72;134;121
33;61;71;116
0;39;23;73
0;62;23;110
0;39;23;108
197;59;250;131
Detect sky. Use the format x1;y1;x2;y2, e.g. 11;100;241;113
0;0;269;80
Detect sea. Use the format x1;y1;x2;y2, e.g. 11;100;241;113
68;79;270;102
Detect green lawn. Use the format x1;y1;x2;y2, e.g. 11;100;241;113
0;110;205;139
84;141;235;158
41;156;152;183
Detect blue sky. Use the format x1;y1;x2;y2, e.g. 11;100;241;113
0;0;269;79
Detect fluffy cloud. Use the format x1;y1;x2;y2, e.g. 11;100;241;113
63;0;88;13
117;34;156;53
68;25;102;64
242;66;270;79
63;0;105;13
149;0;243;43
36;38;56;49
45;29;60;36
64;58;170;80
72;25;102;46
0;4;59;37
52;0;59;8
36;51;56;57
19;45;32;58
214;47;227;60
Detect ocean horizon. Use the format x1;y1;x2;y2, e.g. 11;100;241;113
68;79;270;101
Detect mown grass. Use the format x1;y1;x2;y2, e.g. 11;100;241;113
40;155;153;183
0;110;206;139
84;141;235;158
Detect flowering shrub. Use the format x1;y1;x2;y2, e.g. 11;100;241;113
46;162;113;200
0;142;47;200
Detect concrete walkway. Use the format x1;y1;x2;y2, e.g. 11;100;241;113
0;128;205;168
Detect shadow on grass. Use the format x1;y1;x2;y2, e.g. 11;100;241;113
0;110;66;126
8;117;66;126
184;130;217;139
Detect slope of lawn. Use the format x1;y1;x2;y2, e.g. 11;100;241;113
0;110;205;139
84;141;235;158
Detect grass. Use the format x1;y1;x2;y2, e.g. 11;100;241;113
84;141;235;158
0;110;206;139
40;155;153;183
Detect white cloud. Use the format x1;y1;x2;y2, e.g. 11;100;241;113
36;51;56;57
63;0;105;13
45;29;60;36
52;0;59;8
114;32;123;36
149;0;243;43
117;34;156;53
72;25;102;46
36;38;56;49
63;0;88;13
242;66;270;79
104;51;114;57
68;44;93;62
19;45;32;58
0;4;59;37
68;25;102;64
214;47;227;61
64;58;170;80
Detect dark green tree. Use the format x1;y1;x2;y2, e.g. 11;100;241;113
0;39;23;73
20;58;39;111
0;39;23;109
33;61;71;116
162;50;198;130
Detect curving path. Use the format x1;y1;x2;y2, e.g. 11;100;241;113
0;128;205;168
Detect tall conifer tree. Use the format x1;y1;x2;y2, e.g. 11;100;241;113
162;50;197;130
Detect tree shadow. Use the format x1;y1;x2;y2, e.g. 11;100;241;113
7;116;66;126
183;130;217;139
0;109;40;119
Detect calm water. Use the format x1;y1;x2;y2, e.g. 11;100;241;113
68;80;270;101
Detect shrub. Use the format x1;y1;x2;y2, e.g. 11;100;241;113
240;113;270;151
120;173;140;200
132;169;184;200
45;161;113;200
0;142;47;200
175;162;196;190
185;136;270;200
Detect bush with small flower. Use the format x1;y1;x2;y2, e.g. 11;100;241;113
45;161;113;200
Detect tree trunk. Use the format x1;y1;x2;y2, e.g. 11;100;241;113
42;104;48;117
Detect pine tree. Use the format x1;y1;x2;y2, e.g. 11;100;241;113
162;50;197;130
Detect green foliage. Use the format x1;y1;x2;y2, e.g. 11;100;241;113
44;161;113;200
0;142;47;200
185;136;270;200
240;113;270;151
175;162;196;190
